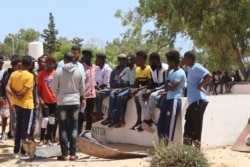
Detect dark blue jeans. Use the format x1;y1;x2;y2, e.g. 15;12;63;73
110;88;131;122
14;105;33;154
58;105;79;156
95;89;113;115
157;98;182;141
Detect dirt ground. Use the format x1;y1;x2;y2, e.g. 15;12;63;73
1;138;250;167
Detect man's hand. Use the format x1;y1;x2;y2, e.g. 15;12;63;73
142;89;151;101
81;99;87;108
39;99;48;109
115;88;122;94
160;91;167;97
197;84;208;94
130;88;138;97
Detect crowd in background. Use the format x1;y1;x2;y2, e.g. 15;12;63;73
0;46;212;160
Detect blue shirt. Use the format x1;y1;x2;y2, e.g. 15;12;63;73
57;60;86;80
167;68;186;99
187;63;209;105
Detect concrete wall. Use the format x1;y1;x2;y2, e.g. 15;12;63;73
92;84;250;149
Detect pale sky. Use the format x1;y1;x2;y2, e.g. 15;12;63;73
0;0;193;54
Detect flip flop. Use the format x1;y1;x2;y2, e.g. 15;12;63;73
70;155;78;161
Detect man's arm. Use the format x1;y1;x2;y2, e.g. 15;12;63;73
198;73;212;92
51;71;59;96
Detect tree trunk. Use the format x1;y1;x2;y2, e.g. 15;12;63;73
232;45;247;80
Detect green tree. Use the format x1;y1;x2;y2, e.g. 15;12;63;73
71;37;84;47
41;12;60;54
116;0;250;79
2;28;40;58
58;37;71;45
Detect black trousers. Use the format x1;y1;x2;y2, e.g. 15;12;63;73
78;98;95;134
184;100;208;141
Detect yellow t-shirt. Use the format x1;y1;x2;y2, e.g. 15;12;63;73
135;65;151;86
8;70;34;109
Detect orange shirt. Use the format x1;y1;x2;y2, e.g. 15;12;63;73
37;70;57;104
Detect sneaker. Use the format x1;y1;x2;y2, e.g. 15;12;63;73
108;122;119;128
13;153;20;159
135;125;144;132
19;154;29;160
0;132;7;142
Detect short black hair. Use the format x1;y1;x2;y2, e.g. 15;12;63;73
184;51;196;61
64;52;74;62
96;53;106;59
71;45;81;52
11;56;21;66
0;55;4;60
165;50;180;65
149;52;161;62
127;54;136;61
136;51;147;60
22;55;33;67
82;49;93;57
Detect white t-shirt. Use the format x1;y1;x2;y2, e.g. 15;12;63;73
0;69;5;85
95;63;112;87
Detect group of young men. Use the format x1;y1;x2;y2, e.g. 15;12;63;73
0;46;212;160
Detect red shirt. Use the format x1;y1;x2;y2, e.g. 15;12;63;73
37;70;57;104
83;63;96;98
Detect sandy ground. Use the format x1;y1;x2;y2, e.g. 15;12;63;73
1;138;250;167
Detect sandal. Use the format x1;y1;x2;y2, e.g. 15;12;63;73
69;155;78;161
57;155;69;161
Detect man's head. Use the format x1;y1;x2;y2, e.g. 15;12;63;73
127;54;136;68
22;55;33;69
165;50;180;69
45;55;57;71
81;49;93;63
95;53;106;66
149;52;161;71
38;55;47;71
117;53;127;67
0;55;4;70
184;51;196;67
63;52;74;64
11;55;22;71
71;45;81;62
135;51;147;67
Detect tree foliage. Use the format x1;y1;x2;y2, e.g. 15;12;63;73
41;12;60;54
71;37;84;47
1;29;40;58
116;0;250;79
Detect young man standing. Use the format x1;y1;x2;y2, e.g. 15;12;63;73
157;50;186;142
183;51;212;149
57;45;85;77
52;52;85;161
6;55;34;158
37;56;57;146
78;49;96;133
1;56;22;140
